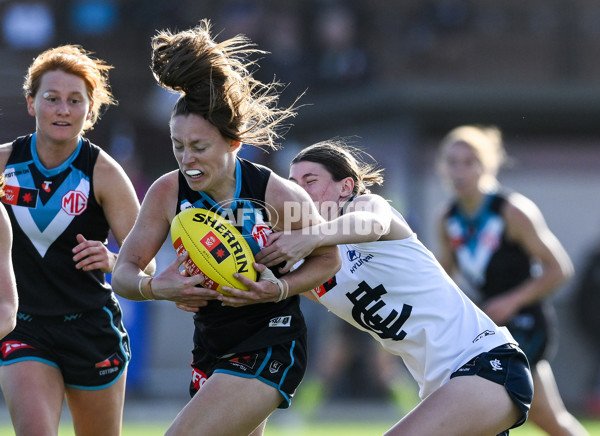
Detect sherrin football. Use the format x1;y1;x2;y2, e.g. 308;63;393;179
171;208;258;295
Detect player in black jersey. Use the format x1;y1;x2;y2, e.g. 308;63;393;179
436;125;588;436
0;45;154;436
112;20;340;436
0;174;18;340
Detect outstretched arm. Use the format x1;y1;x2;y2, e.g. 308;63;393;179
256;193;404;274
219;174;342;306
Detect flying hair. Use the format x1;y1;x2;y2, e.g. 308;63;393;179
150;19;300;148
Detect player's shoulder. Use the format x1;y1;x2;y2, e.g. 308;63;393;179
146;170;179;197
502;191;543;230
266;172;308;201
0;142;13;170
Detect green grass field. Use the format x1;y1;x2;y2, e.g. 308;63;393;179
0;419;597;435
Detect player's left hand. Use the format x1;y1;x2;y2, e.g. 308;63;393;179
175;302;205;312
256;231;318;274
73;234;116;273
482;292;521;325
219;263;281;307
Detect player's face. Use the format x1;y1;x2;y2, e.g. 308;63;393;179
26;70;91;146
441;141;484;197
171;113;239;201
289;161;345;219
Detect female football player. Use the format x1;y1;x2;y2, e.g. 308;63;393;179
220;139;534;436
436;125;588;436
0;45;150;436
111;20;340;436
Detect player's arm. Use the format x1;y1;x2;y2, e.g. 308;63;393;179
220;174;341;305
504;193;573;302
0;206;17;339
436;207;457;275
257;194;409;272
73;150;155;274
267;174;341;294
111;172;219;305
0;142;13;173
483;193;573;323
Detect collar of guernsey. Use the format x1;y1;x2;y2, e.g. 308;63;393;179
191;158;243;211
30;133;83;177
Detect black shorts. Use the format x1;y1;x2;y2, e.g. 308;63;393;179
451;344;533;434
0;295;130;389
189;335;307;409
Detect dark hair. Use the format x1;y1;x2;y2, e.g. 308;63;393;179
150;19;299;149
292;138;383;195
23;45;115;132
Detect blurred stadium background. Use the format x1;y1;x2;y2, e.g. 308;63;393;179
1;0;600;429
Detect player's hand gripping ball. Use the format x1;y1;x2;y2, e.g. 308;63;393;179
171;208;258;295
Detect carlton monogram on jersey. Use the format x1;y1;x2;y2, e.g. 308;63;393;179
346;281;413;340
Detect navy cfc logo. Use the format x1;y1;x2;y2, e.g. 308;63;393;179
346;281;412;341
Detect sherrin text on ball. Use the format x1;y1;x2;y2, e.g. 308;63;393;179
171;208;258;295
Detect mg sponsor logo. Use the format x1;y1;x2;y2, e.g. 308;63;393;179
62;190;88;216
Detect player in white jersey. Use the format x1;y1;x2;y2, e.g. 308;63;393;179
220;140;534;436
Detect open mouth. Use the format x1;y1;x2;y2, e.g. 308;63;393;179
185;169;203;178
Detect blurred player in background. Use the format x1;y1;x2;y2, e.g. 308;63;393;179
222;139;534;436
111;20;340;436
435;125;589;436
0;45;150;435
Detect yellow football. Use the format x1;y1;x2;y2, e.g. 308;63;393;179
170;208;258;295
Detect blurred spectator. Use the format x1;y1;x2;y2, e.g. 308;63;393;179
69;0;118;36
312;2;370;88
2;2;54;49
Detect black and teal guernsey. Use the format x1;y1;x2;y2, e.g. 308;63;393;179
444;192;532;299
2;134;112;316
176;157;306;358
443;191;555;363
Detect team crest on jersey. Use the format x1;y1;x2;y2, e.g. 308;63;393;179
269;316;291;327
346;281;413;341
269;360;282;374
251;222;272;248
